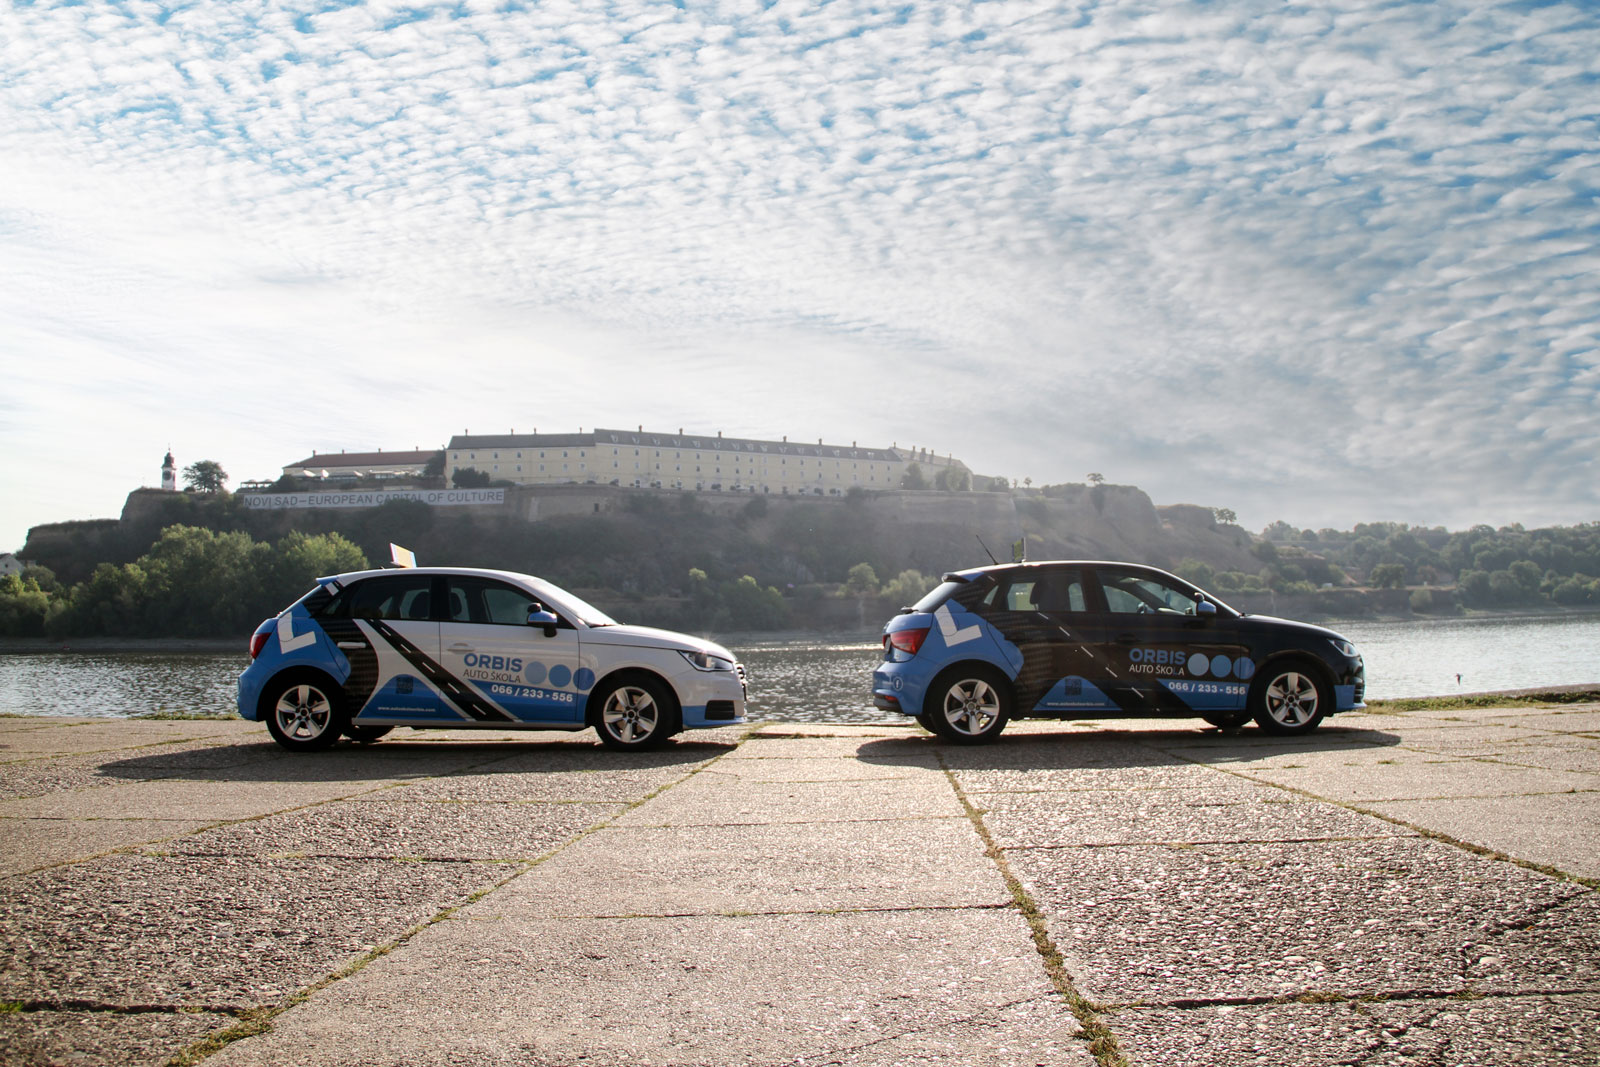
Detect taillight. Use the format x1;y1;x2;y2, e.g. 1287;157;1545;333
249;631;270;659
885;627;929;656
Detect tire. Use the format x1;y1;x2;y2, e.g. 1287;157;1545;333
1249;661;1330;735
925;665;1012;745
912;712;935;734
1202;712;1252;731
263;673;347;751
344;725;394;744
592;675;676;751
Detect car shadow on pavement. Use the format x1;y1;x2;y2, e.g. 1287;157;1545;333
92;735;740;784
851;722;1402;769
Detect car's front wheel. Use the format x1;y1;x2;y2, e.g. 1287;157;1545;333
925;666;1012;744
264;673;347;751
593;675;675;751
1250;661;1330;735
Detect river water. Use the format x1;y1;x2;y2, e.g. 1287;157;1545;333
1;614;1596;724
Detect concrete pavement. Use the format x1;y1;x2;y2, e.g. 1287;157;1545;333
1;701;1597;1065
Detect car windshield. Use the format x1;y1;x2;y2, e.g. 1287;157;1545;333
521;576;618;627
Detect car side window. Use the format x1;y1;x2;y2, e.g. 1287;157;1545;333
446;577;546;626
993;569;1086;612
345;576;435;621
1099;571;1199;615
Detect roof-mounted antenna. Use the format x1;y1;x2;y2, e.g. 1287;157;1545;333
975;534;1000;565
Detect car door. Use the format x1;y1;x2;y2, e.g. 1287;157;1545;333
438;575;586;724
980;566;1117;714
1088;567;1251;716
330;573;445;724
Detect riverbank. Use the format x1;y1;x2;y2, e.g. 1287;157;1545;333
2;705;1597;1065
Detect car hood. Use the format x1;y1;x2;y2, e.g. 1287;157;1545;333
582;624;736;659
1235;614;1352;645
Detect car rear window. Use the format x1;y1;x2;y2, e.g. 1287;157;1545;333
911;580;966;612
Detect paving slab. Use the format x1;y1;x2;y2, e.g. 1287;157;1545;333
0;745;277;801
144;799;625;862
1006;836;1593;1005
0;1007;237;1067
1471;740;1600;774
689;754;943;782
1229;757;1594;803
1379;723;1576;751
1467;889;1600;994
203;909;1090;1067
976;788;1408;849
611;772;966;826
1110;993;1600;1067
1156;742;1455;772
0;816;215;876
0;776;393;821
1491;710;1600;734
1368;791;1600;879
0;853;504;1008
0;720;250;757
954;761;1245;795
726;734;935;760
941;736;1190;772
470;818;1006;917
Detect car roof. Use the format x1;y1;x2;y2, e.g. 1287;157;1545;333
317;566;541;585
946;560;1185;582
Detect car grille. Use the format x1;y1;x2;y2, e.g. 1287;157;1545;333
705;700;738;721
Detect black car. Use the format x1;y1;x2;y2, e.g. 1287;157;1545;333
872;560;1365;743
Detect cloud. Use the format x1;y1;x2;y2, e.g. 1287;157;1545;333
1;0;1597;549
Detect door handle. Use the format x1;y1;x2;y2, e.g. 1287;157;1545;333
337;641;365;650
447;644;474;653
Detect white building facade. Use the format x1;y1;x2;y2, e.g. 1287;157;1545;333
446;428;966;495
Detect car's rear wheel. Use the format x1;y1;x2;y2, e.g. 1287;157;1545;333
264;673;346;751
1250;661;1330;735
593;675;675;750
926;666;1012;744
344;725;393;744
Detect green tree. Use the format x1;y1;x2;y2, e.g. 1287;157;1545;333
1213;508;1238;525
452;467;492;488
719;575;789;629
881;569;936;607
0;573;54;636
1369;563;1407;589
182;460;228;493
901;463;927;490
1087;472;1104;486
1173;559;1215;589
845;562;879;596
422;450;446;478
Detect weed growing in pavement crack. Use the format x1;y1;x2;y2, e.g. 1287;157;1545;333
938;756;1130;1067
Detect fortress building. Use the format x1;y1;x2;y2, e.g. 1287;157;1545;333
446;428;967;495
282;449;437;481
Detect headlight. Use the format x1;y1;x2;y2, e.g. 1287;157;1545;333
1330;639;1359;658
679;649;735;672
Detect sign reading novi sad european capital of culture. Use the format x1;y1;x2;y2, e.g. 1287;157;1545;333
239;489;506;510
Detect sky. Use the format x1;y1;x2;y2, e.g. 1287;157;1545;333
2;0;1597;554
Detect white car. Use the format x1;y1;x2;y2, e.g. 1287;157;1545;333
238;567;747;751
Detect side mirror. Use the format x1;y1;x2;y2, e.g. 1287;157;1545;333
527;605;560;637
1196;600;1217;617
